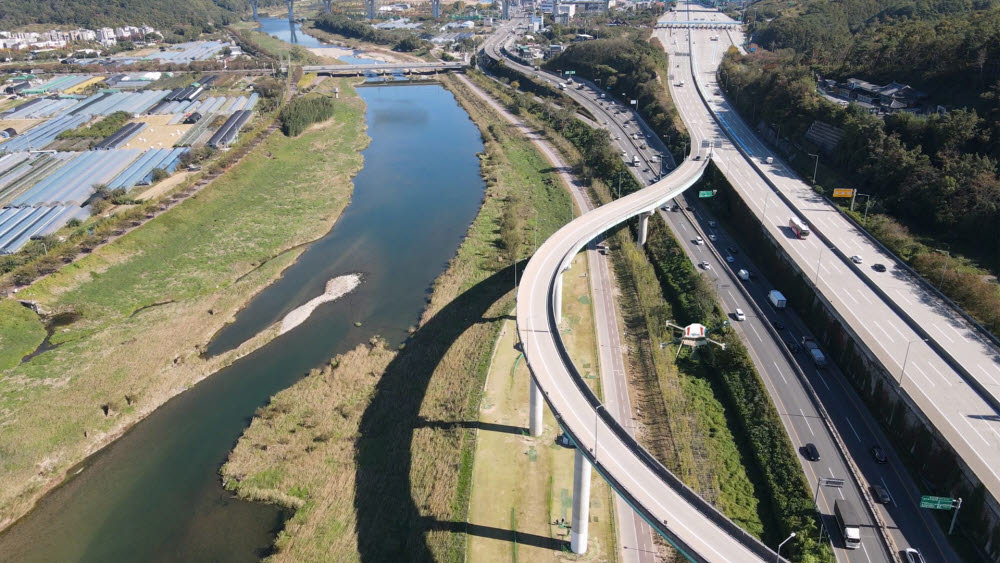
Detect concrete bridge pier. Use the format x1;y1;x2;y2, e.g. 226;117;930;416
529;376;544;436
637;210;652;247
571;448;592;554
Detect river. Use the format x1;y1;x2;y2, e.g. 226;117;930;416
254;16;380;65
0;77;486;561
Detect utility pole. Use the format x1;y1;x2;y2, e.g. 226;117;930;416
808;153;819;183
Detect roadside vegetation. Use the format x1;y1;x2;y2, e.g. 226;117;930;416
0;77;366;529
719;0;1000;335
220;75;572;561
0;300;47;370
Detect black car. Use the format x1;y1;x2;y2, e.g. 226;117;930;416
871;445;888;463
803;443;820;461
872;484;891;504
693;155;702;161
727;246;739;255
873;263;887;272
785;338;801;352
772;319;785;330
685;206;693;212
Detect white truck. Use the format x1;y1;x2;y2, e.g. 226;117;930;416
835;500;862;550
738;269;750;281
632;155;640;167
558;82;566;90
768;290;787;309
802;337;827;367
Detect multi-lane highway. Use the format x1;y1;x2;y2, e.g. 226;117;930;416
484;8;967;562
661;0;1000;530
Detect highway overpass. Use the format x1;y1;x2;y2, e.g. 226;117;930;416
484;17;789;563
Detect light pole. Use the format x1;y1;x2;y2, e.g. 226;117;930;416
776;532;796;563
899;338;928;387
814;247;825;285
808;153;819;184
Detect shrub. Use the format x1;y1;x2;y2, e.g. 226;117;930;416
279;96;337;137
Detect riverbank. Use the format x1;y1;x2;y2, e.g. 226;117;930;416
220;78;573;561
0;76;368;531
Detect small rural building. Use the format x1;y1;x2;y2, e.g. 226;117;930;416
184;112;202;124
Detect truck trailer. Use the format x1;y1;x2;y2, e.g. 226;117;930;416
834;500;862;549
768;290;787;309
802;337;827;367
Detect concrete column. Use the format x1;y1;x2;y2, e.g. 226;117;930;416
571;448;592;554
637;211;650;247
554;270;564;323
529;376;543;437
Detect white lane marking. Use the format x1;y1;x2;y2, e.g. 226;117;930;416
892;289;914;307
800;408;814;435
860;540;873;563
814;370;831;390
926;362;952;386
749;322;763;342
932;324;954;343
888;321;908;342
977;364;1000;386
845;419;862;442
962;416;991;446
836;286;859;305
872;321;896;344
909;363;935;388
881;478;897;508
948;324;968;342
856;290;873;305
773;361;788;384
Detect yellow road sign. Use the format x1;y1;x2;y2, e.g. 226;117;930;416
833;188;855;198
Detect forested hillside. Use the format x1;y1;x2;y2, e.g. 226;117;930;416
0;0;247;30
747;0;1000;97
721;0;1000;332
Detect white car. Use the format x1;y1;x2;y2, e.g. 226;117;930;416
694;236;704;245
735;308;746;321
708;234;717;241
700;261;711;270
852;255;863;264
726;255;735;263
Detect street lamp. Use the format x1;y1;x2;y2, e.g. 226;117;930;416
776;532;796;563
899;338;929;387
808;153;819;184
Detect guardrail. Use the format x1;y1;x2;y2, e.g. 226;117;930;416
685;38;901;562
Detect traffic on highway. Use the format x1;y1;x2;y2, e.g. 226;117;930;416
486;3;972;561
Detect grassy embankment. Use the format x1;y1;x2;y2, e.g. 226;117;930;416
0;77;366;529
465;67;767;534
467;250;618;562
220;76;572;561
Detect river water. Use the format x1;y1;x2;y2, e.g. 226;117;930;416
255;16;380;64
0;82;485;561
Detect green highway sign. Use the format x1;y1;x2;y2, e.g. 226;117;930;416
920;495;954;510
698;190;717;198
563;70;576;75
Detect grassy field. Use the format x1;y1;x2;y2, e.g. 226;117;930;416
0;300;46;370
219;76;573;561
0;77;367;529
467;251;618;562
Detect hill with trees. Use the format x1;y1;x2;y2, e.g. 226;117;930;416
0;0;247;30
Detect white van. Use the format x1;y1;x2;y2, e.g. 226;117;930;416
735;309;746;321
